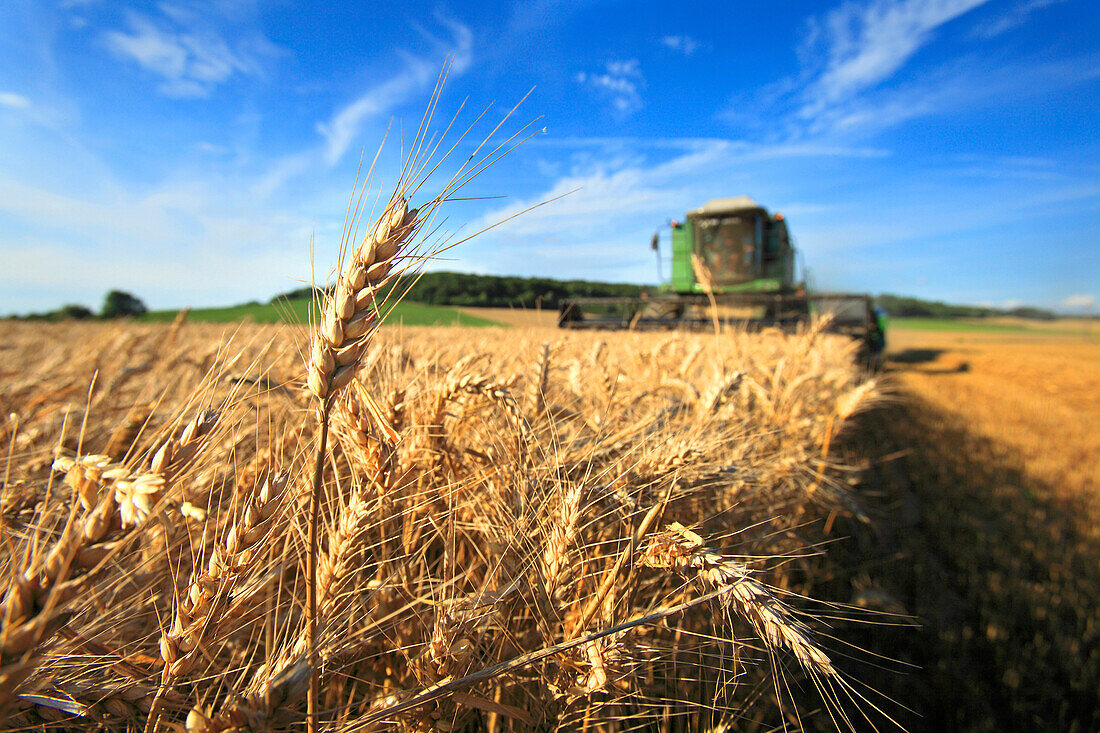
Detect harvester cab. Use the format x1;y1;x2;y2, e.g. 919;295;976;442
558;196;886;369
670;196;798;295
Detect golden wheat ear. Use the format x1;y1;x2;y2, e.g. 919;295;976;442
638;522;837;677
307;196;420;402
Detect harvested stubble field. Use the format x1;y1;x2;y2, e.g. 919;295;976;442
0;316;890;732
827;328;1100;732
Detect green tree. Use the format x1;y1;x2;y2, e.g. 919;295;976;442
58;304;94;320
101;290;147;319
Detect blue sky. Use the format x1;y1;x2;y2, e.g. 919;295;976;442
1;0;1098;314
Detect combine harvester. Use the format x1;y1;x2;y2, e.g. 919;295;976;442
558;196;886;368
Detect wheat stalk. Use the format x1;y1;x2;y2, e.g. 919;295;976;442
0;517;82;711
526;341;552;418
159;469;292;680
543;481;584;598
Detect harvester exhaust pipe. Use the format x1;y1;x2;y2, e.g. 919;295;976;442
651;231;661;281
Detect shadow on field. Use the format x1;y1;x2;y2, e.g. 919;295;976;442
823;384;1100;733
886;349;945;365
887;350;969;374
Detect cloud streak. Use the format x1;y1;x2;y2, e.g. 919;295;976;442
723;0;1095;142
317;16;473;166
972;0;1067;38
660;35;700;56
798;0;992;124
1060;293;1096;310
103;8;279;98
0;91;31;109
575;59;645;114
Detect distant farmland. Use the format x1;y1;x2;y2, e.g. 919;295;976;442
140;298;504;327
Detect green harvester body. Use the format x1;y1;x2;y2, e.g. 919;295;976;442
559;195;886;369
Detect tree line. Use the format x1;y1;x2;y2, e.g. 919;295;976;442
10;290;148;321
276;271;1060;320
873;294;1056;320
275;271;646;309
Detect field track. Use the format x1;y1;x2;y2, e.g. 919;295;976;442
455;306;555;328
831;328;1100;732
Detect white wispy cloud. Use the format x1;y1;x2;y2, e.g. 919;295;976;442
725;0;1100;140
0;169;315;312
246;15;475;197
0;91;31;109
250;151;315;201
0;7;501;314
832;53;1097;136
193;141;228;155
575;59;644;114
103;8;279;98
1060;293;1096;310
972;0;1067;38
660;35;700;56
477;137;893;235
799;0;992;123
317;16;473;166
457;137;897;282
318;61;439;166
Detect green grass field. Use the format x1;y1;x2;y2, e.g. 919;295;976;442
888;317;1094;336
888;317;1032;332
141;299;503;328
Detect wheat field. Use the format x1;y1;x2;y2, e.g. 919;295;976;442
0;308;885;731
